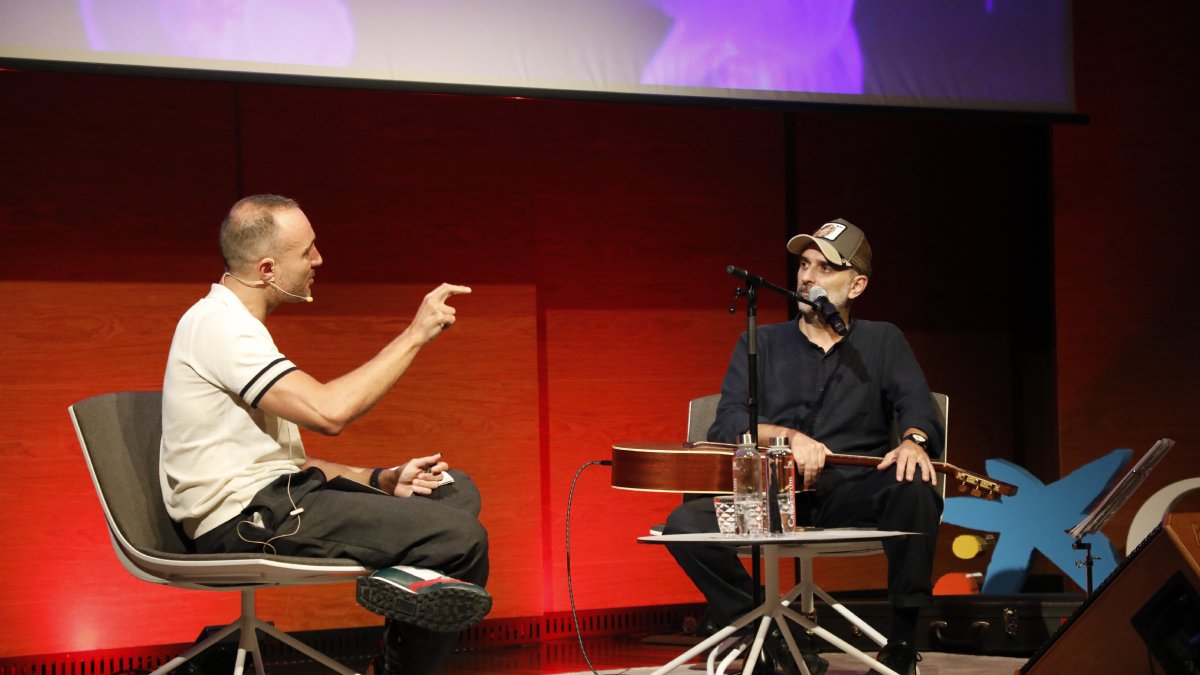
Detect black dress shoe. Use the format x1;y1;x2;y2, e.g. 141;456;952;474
870;641;922;675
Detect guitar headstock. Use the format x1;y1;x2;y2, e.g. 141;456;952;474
952;469;1018;500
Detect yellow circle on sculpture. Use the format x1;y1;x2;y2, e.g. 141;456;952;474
952;534;988;559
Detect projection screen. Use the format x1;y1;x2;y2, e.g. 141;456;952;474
0;0;1074;115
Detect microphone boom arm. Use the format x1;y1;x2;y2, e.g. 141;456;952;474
727;265;815;309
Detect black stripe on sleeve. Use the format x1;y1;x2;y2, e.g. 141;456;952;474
239;357;289;400
250;366;298;409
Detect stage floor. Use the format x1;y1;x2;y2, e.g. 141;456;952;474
266;634;1028;675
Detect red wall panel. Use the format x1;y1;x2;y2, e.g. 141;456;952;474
0;69;795;656
0;70;238;283
1053;0;1200;550
0;281;538;654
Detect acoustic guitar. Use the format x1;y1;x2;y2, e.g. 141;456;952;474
610;441;1017;500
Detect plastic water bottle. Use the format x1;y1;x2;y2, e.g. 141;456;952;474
731;432;765;535
767;436;796;533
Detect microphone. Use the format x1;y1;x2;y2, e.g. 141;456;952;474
267;279;313;303
225;272;313;302
728;265;816;308
726;265;768;286
808;286;847;336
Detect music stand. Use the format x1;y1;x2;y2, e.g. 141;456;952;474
1066;438;1175;594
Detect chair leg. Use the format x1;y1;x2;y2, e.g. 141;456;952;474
232;646;249;675
780;554;899;675
148;622;240;675
236;591;266;675
240;589;361;675
148;590;360;675
254;619;360;675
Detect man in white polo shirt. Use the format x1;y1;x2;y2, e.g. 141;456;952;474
160;194;489;675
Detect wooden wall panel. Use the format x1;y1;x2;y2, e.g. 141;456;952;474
788;112;1053;476
0;69;238;283
269;284;542;623
0;68;250;655
0;68;803;656
786;111;1057;583
0;282;228;653
544;305;788;612
0;282;537;655
1053;0;1200;553
229;82;790;304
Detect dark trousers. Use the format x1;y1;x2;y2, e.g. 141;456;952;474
663;469;942;634
195;468;489;674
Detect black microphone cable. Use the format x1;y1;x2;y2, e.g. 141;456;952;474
567;459;633;675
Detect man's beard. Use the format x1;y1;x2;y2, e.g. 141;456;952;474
797;284;847;315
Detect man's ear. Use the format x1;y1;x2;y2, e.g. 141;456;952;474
257;258;276;281
848;274;869;300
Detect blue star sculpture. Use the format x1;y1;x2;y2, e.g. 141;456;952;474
942;449;1132;594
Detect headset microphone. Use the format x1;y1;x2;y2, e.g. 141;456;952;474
266;279;314;303
223;272;313;302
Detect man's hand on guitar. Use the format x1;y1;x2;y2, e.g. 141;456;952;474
877;440;937;486
788;432;832;490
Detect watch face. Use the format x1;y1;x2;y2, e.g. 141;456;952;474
908;433;927;445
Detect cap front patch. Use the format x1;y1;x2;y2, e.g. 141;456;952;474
815;221;847;241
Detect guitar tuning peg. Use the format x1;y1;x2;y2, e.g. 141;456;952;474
957;484;967;493
970;487;982;497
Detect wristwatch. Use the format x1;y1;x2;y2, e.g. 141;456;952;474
903;432;928;448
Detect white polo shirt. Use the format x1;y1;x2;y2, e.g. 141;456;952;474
160;283;306;539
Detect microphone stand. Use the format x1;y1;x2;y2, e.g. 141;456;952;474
728;268;816;452
728;267;816;607
728;283;760;447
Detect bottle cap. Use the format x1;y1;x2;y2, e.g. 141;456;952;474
769;436;789;448
738;432;754;447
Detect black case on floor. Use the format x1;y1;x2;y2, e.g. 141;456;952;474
813;594;1084;657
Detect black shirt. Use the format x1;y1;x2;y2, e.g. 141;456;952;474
709;318;943;484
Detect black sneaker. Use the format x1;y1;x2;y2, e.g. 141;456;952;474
356;565;492;633
364;653;393;675
764;626;828;675
364;619;405;675
871;641;922;675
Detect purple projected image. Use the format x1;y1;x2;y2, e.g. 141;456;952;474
641;0;863;95
852;0;1070;107
79;0;354;68
0;0;1072;112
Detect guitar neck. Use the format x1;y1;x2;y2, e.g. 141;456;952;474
687;441;1016;498
824;453;1015;498
826;452;949;472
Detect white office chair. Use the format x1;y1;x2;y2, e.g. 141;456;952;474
70;391;370;675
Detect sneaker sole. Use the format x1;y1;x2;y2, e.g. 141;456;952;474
356;574;492;632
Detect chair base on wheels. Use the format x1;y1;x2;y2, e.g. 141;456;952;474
150;589;360;675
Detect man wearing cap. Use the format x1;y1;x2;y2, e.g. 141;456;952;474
664;218;943;675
